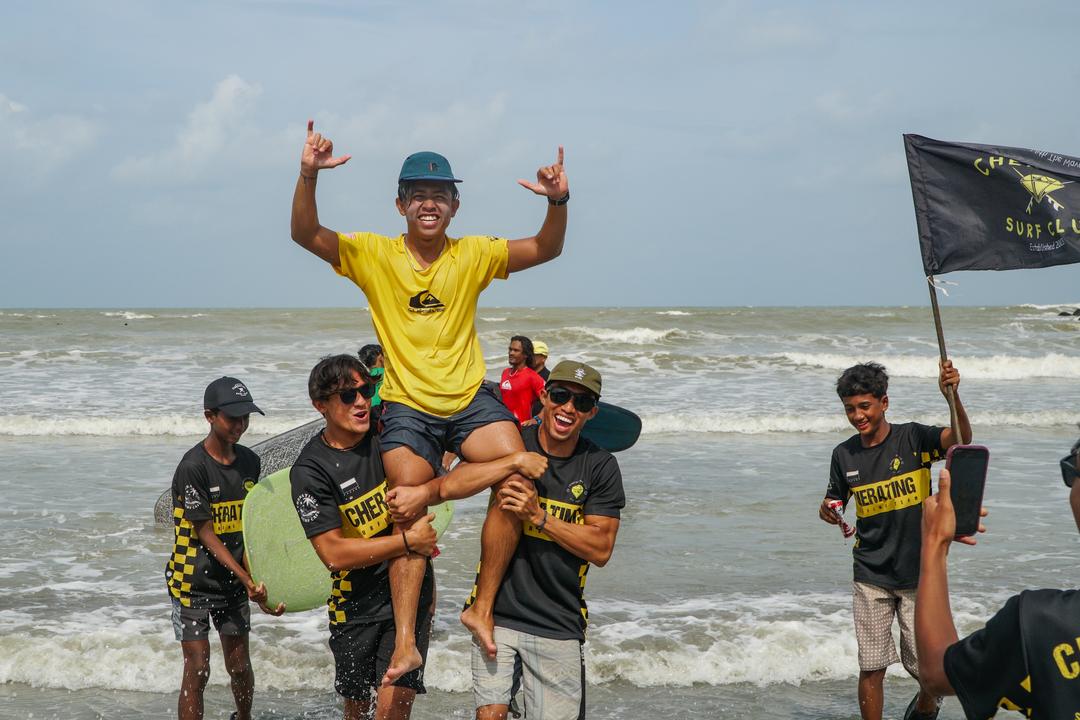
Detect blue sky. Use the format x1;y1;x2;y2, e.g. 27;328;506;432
4;0;1080;307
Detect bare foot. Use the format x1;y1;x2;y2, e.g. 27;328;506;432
380;644;422;688
461;606;497;658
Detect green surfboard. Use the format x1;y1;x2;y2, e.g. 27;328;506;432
242;466;454;613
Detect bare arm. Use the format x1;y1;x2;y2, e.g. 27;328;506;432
507;146;569;273
499;479;620;567
308;513;437;572
938;359;972;448
917;467;987;695
385;451;548;523
290;119;350;266
194;520;256;593
916;527;958;696
441;451;548;501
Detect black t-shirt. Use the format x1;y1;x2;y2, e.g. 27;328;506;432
825;422;943;589
485;425;625;641
945;589;1080;719
289;431;433;625
165;442;260;608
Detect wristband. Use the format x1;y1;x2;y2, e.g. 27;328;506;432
402;532;412;555
300;172;317;180
548;191;570;206
535;512;548;533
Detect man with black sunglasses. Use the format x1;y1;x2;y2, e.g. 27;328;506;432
915;440;1080;719
468;361;626;720
289;355;439;720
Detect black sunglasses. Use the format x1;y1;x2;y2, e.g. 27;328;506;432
1061;437;1080;487
547;386;598;412
327;384;376;405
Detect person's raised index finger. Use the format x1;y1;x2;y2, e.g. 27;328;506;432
307;119;314;136
556;145;564;166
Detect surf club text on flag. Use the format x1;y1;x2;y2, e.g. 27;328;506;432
904;134;1080;275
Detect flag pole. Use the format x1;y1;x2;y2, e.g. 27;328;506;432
927;275;961;441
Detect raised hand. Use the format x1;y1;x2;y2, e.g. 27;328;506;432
518;146;568;199
923;467;987;548
938;359;960;396
301;120;352;176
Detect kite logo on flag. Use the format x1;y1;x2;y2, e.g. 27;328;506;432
973;155;1073;215
1012;168;1071;214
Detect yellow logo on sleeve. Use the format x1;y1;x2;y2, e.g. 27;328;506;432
852;469;930;518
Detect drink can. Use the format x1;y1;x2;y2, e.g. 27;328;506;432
827;499;855;538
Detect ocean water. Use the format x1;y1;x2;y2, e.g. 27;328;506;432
2;305;1080;719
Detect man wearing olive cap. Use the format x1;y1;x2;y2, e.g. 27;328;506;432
470;360;625;720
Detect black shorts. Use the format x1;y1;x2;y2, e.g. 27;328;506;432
328;603;435;700
380;382;516;473
171;594;250;642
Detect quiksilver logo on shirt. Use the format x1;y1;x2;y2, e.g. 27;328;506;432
408;290;445;314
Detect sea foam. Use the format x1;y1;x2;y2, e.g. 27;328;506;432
0;591;1005;692
777;352;1080;380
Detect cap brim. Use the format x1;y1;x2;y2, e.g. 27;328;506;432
399;174;463;183
218;401;264;417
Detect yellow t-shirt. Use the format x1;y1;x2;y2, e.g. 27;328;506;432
335;232;510;416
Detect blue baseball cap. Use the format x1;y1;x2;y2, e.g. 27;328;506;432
398;151;462;183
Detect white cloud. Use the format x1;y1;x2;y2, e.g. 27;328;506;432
0;93;99;177
112;75;263;183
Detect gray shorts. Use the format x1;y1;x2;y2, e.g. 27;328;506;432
170;595;249;642
380;381;516;473
472;626;585;720
852;581;918;676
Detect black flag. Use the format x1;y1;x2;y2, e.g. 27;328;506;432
905;134;1080;275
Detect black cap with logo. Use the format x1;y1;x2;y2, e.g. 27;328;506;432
203;377;264;417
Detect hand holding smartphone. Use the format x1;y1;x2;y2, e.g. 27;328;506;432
945;444;989;538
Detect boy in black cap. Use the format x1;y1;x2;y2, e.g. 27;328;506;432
291;120;570;683
165;377;283;720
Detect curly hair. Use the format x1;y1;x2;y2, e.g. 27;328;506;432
836;362;888;399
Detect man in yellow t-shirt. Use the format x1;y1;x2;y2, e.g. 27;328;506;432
290;120;570;687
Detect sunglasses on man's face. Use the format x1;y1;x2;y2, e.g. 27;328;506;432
1060;437;1080;487
328;384;376;405
547;386;598;413
1060;456;1078;488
